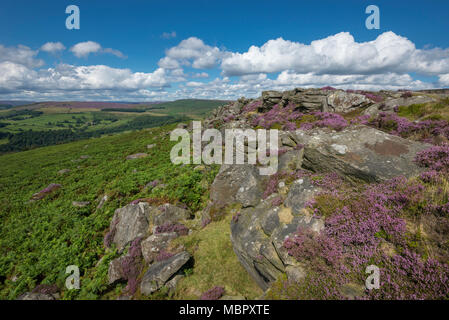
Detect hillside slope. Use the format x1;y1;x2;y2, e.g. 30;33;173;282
2;87;449;300
0;124;260;299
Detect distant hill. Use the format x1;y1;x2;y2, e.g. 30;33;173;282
0;101;35;110
148;99;230;118
11;101;156;111
7;99;229;118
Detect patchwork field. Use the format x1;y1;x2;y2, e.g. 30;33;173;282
0;99;228;153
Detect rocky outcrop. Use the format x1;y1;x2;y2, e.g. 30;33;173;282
140;251;191;295
293;126;431;183
327;91;371;113
262;88;330;112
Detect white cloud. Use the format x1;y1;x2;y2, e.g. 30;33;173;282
103;48;127;59
40;42;66;53
161;37;225;69
158;56;180;69
439;74;449;86
1;31;449;101
0;63;170;95
0;44;43;68
192;72;209;78
221;31;449;77
70;41;102;58
70;41;126;59
161;31;177;39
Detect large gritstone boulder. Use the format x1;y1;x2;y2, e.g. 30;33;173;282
109;203;151;252
292;125;430;184
230;177;323;290
209;164;264;210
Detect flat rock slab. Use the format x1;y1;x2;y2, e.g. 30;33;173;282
140;251;191;295
293;125;430;184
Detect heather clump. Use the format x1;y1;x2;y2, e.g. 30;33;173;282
155;250;174;262
249;102;349;132
120;237;144;295
251;103;302;129
419;170;440;183
280;174;449;299
262;169;344;202
362;92;384;103
366;112;449;143
299;112;349;131
415;145;449;171
271;196;283;207
223;114;235;123
262;173;281;199
200;286;225;300
155;222;189;236
103;216;120;248
242;100;262;113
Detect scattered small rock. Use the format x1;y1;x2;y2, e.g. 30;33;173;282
31;183;62;201
72;201;90;208
97;195;108;210
126;153;148;160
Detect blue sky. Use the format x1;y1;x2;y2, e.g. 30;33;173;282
1;0;449;101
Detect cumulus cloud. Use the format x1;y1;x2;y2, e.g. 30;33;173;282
0;44;43;68
158;56;181;69
160;37;225;69
70;41;126;59
221;31;449;77
1;31;449;101
70;41;102;58
439;74;449;86
0;62;170;96
40;42;66;53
